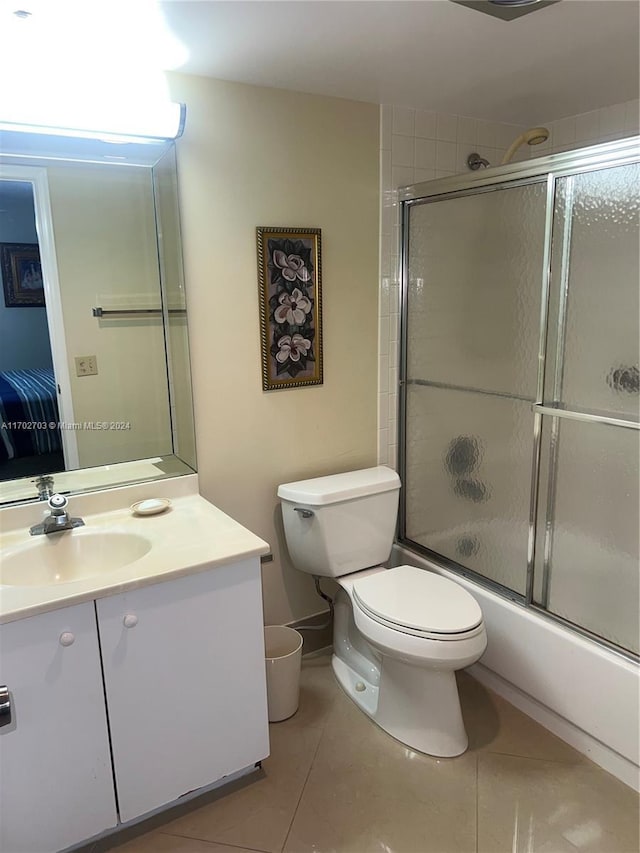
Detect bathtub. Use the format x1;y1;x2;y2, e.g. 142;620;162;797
391;543;640;791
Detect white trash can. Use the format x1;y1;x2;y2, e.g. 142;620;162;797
264;625;303;722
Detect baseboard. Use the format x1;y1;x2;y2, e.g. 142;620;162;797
302;644;333;658
288;609;333;655
67;764;260;852
469;662;640;792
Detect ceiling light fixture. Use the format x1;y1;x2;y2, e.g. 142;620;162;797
488;0;541;5
0;101;186;143
1;0;188;142
451;0;560;21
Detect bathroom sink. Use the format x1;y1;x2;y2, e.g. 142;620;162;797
0;531;152;586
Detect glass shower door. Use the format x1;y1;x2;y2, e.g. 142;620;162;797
533;163;640;653
403;181;549;595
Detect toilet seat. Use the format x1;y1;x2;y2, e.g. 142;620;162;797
352;565;484;641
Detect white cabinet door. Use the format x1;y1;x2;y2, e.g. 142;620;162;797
97;558;270;822
0;602;117;853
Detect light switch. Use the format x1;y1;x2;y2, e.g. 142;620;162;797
75;355;98;376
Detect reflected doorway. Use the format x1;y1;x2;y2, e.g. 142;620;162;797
0;169;76;480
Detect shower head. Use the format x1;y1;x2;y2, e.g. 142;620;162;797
524;127;550;145
501;126;550;164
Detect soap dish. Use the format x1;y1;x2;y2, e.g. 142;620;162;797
131;498;171;516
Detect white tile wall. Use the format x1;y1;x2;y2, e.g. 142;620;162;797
378;98;640;469
533;99;640;157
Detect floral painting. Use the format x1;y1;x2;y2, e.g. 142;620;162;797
257;227;323;391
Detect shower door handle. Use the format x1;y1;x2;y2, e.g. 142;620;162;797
532;404;639;430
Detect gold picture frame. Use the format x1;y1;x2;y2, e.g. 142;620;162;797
257;226;323;391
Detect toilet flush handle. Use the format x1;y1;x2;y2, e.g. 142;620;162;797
293;507;314;519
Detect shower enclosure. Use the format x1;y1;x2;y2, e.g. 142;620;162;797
398;137;639;659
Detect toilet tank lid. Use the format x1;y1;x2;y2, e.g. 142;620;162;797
277;466;401;506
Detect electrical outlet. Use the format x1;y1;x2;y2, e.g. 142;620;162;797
75;355;98;377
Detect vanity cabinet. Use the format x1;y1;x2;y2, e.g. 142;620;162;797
0;602;117;853
96;556;270;822
0;556;270;849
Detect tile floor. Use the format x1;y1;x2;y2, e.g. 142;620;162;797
92;652;639;853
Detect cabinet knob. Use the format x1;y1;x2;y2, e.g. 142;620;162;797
123;614;138;629
59;632;75;647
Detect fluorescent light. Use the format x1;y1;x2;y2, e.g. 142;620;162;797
0;101;186;142
0;0;188;142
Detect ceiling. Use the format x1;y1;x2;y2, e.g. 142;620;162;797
158;0;639;125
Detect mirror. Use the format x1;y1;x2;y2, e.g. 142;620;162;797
0;133;196;505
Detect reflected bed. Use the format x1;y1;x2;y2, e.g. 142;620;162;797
0;368;61;461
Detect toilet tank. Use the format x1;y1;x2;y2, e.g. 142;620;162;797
277;466;401;578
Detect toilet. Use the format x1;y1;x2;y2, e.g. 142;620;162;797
277;465;487;757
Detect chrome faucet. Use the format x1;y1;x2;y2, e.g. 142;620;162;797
30;494;85;536
33;474;55;501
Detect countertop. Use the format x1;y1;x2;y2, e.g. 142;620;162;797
0;478;270;624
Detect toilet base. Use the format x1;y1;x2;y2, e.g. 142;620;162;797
332;653;469;757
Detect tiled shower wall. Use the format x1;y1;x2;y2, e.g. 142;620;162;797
378;98;640;469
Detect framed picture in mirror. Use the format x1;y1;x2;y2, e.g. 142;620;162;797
1;242;44;307
256;226;323;391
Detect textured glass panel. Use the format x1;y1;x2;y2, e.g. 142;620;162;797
406;182;547;398
552;164;640;419
404;383;533;594
535;418;639;654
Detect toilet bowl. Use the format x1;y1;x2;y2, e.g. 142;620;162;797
335;565;486;756
277;466;487;757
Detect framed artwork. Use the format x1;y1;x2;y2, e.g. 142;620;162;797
257;226;323;391
1;243;44;307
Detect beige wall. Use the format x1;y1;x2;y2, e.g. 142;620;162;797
167;73;380;624
48;163;173;467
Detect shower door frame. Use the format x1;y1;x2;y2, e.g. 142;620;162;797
396;135;640;659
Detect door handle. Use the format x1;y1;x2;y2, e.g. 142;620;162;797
0;686;11;727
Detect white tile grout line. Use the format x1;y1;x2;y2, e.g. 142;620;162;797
158;832;268;853
279;726;328;853
475;753;479;853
